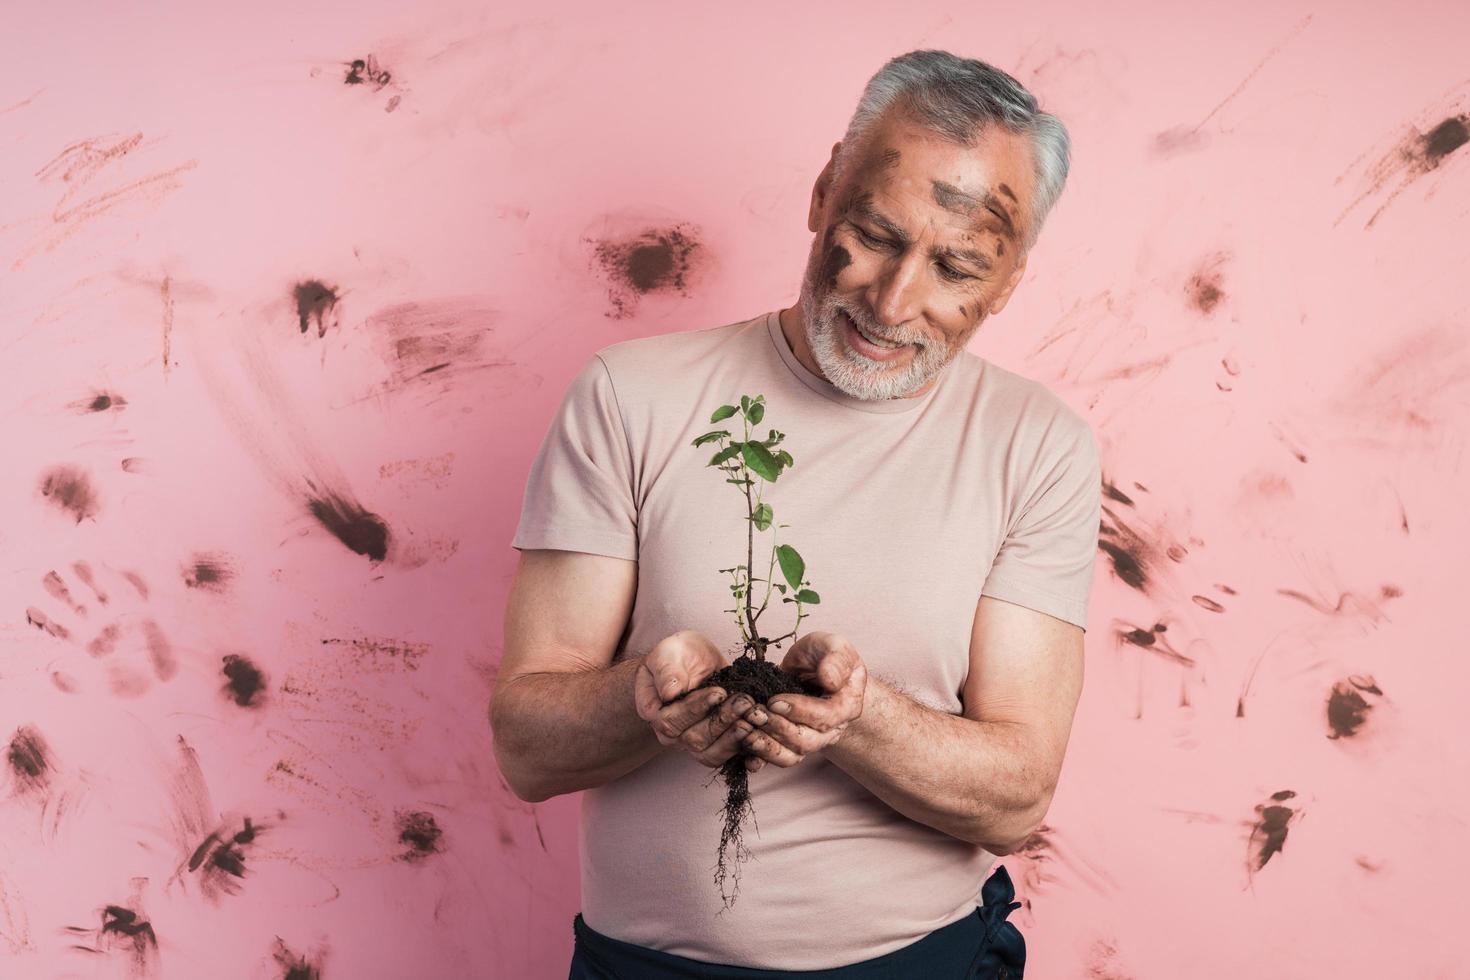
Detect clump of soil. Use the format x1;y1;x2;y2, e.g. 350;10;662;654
693;640;824;911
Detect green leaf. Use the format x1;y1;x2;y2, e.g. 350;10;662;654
776;545;805;590
774;584;787;594
691;430;729;447
795;589;820;604
745;401;765;426
740;395;751;414
741;443;780;481
710;405;738;423
750;502;773;531
709;444;742;466
741;441;780;481
776;450;793;468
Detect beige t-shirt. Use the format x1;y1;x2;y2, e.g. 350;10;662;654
511;308;1101;969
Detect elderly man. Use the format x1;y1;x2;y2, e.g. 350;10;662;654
494;49;1099;978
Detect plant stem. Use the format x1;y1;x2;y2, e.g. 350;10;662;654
739;418;761;659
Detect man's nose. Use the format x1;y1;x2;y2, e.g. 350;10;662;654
867;252;925;327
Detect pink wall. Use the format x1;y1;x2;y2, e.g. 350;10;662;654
3;2;1468;977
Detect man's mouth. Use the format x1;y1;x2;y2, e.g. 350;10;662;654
839;310;910;356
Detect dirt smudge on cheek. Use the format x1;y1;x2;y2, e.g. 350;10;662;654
819;233;852;294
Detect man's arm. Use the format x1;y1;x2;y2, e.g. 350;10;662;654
490;548;660;803
820;594;1084;853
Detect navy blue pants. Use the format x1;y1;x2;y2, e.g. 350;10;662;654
568;864;1025;979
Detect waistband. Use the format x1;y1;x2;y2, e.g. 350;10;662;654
574;904;986;978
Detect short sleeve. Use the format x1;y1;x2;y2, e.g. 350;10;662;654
980;421;1101;630
510;353;639;561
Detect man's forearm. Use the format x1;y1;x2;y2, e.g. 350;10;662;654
490;655;661;802
821;676;1045;852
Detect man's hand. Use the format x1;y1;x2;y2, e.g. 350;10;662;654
633;630;760;769
742;630;867;768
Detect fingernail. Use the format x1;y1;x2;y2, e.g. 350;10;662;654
711;691;726;704
735;696;752;710
770;701;790;715
748;709;767;725
735;722;751;735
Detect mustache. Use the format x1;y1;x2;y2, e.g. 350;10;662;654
830;304;915;347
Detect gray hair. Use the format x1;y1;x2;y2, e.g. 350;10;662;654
831;49;1071;253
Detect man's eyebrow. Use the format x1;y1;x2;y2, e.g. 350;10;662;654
847;196;993;272
848;196;909;242
930;179;1018;241
936;242;993;272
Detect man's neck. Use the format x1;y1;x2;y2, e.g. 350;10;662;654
777;305;828;381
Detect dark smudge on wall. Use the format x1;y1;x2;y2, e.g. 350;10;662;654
588;223;706;318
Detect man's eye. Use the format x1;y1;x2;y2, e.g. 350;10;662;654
855;228;890;249
938;265;974;282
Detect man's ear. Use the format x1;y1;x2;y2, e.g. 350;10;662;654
988;248;1029;316
808;141;843;233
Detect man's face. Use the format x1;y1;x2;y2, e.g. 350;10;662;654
797;109;1035;400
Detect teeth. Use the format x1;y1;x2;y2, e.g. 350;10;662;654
852;318;903;349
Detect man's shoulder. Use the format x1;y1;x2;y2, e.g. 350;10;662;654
595;313;763;370
589;312;770;410
961;351;1094;447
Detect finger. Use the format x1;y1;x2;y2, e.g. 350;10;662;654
694;717;755;767
745;755;765;773
712;692;757;728
632;664;667;723
656;664;691;702
742;728;802;768
758;693;842;733
679;691;748;752
815;646;861;693
786;643;860;698
664;630;723;698
778;631;832;676
658;687;728;741
748;709;820;755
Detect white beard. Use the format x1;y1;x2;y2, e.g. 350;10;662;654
797;260;967;402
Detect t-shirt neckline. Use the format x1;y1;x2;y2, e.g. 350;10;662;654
763;310;942;415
